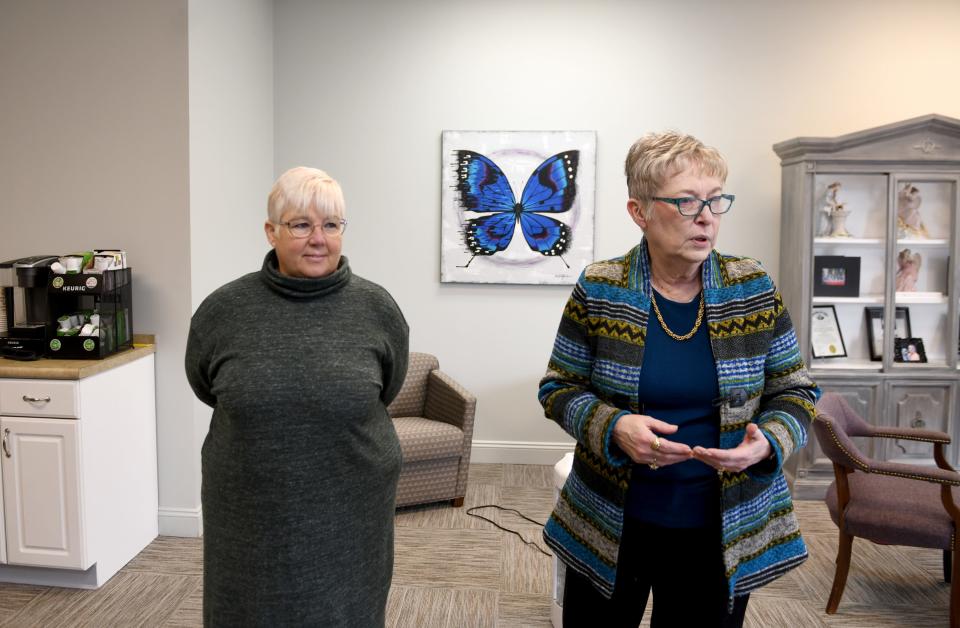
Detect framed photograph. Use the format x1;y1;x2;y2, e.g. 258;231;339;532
894;337;927;363
440;130;597;284
810;305;847;358
864;306;912;361
813;256;861;297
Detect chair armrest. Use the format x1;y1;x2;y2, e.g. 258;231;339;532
424;370;477;436
867;458;960;487
868;425;951;445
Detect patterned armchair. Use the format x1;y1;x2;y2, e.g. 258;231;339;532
388;352;476;508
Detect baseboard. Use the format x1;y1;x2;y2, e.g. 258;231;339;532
471;440;574;465
158;505;203;537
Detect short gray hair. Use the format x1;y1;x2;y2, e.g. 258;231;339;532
267;166;345;224
624;131;728;218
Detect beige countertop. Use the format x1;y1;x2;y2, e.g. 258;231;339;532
0;334;156;380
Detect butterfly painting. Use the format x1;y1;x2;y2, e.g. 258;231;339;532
455;150;578;267
441;131;596;285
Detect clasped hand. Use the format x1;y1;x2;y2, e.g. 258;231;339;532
612;414;772;472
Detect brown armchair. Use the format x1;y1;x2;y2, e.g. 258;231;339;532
813;393;960;627
387;352;476;508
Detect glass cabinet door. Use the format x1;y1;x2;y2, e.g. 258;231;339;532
890;175;958;370
810;173;888;371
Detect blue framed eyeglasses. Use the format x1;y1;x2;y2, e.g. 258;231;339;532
652;194;735;217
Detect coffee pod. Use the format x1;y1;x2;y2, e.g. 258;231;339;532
79;323;95;336
58;315;72;330
61;255;83;273
93;255;113;271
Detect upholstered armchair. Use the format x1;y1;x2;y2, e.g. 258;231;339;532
813;393;959;627
388;352;476;508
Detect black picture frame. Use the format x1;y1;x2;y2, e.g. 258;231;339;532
864;306;912;361
894;337;927;363
813;255;861;297
810;304;847;359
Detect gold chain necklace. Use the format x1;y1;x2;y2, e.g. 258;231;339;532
650;289;705;341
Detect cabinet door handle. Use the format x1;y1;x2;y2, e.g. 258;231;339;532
22;395;51;404
2;428;10;458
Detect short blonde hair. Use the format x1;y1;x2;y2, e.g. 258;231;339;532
267;166;345;224
624;131;727;217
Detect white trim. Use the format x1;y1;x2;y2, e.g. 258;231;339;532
470;440;574;465
158;506;203;537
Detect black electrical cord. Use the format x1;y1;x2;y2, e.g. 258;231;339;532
465;504;553;557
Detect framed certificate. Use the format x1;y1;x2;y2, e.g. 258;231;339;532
811;305;847;358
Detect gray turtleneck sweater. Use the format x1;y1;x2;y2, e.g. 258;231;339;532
185;252;409;627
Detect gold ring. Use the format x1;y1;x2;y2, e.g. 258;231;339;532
652;436;661;451
649;456;659;470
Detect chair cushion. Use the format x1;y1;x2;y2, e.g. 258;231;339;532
825;472;957;550
393;416;464;463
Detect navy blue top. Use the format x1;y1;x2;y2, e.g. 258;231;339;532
625;289;721;527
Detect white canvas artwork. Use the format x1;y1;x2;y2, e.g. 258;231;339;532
440;130;596;284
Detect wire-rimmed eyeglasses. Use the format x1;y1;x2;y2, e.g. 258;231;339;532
276;218;347;239
652;194;735;217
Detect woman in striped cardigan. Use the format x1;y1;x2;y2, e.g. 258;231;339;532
540;131;819;627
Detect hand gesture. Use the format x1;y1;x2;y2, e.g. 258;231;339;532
612;413;692;469
691;423;772;473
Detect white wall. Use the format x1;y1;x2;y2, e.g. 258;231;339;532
272;0;960;461
187;0;274;534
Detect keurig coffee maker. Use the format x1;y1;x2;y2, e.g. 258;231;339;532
0;255;58;359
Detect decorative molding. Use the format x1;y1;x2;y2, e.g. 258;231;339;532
773;113;960;163
158;506;203;538
470;439;574;465
912;138;942;154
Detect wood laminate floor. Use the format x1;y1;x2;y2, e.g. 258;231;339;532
0;464;952;627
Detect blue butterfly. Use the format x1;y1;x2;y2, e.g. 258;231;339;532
454;150;579;266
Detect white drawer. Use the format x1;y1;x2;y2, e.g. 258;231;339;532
0;379;79;418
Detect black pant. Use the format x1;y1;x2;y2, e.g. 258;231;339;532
562;518;749;628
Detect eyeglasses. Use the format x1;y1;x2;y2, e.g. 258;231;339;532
652;194;735;217
277;218;347;238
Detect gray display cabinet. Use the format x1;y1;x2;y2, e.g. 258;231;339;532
773;114;960;498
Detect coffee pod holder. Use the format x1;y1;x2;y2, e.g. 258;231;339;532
46;268;133;359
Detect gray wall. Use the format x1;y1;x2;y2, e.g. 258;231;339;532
188;0;275;534
0;1;193;532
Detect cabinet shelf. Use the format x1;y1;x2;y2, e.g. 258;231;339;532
894;292;947;304
814;237;883;246
811;358;882;371
812;295;883;304
896;238;949;247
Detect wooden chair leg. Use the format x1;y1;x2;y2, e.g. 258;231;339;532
826;531;854;614
951;548;959;628
452;496;464;507
946;549;953;583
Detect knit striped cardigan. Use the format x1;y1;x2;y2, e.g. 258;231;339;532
539;239;820;602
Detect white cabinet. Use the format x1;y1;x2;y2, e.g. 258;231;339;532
1;417;85;569
0;350;157;588
0;450;5;565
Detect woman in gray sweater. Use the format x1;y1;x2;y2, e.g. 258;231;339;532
185;167;409;626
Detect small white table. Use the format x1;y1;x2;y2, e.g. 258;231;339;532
551;452;574;627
